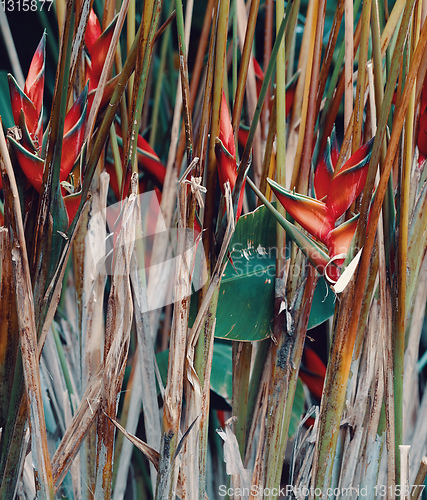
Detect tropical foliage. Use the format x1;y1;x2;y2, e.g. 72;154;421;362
0;0;426;498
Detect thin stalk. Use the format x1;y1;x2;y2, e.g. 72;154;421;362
175;0;215;168
298;0;326;194
175;0;194;162
124;0;162;194
352;0;371;153
0;124;54;499
127;0;136;109
344;0;353;133
194;0;218;172
275;0;286;188
234;14;288;205
203;0;229;264
232;0;237;111
232;342;252;456
289;0;318;188
316;0;345;124
262;0;273;136
149;0;172;147
259;91;277;201
411;457;427;500
231;0;261;142
311;12;427;496
395;10;418;481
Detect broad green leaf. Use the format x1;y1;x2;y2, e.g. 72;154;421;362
213;204;336;340
215;204;277;341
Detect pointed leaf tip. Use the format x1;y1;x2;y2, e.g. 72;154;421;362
24;32;46;118
326;137;374;220
8;74;40;137
85;8;102;54
267;178;334;243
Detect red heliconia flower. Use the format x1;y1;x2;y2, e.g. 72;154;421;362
267;137;374;279
314;127;338;200
106;122;166;199
85;9;117;92
8;32;45;143
299;347;326;401
7;35;88;227
326;137;374;221
252;56;264;98
9;85;88;194
237;61;297;149
214;92;245;219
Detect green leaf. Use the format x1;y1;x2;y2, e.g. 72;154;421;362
307;277;336;330
215;204;277;341
289;378;305;438
156;341;232;403
210;342;232;403
213;204;336;341
0;71;14;130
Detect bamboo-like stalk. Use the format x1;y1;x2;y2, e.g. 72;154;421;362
124;0;162;183
352;0;371;152
262;0;273;136
233;15;288;204
316;0;345;123
395;6;420;481
232;342;252;456
344;0;353;133
411;457;427;500
175;0;194;162
264;267;318;498
202;0;229;261
175;0;215;168
275;0;286;189
311;12;427;497
95;174;139;500
297;0;326;194
289;0;318;189
0;123;54;499
127;0;136;108
149;0;172;147
231;0;260;143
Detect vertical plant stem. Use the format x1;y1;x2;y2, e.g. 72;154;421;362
262;0;274;136
264;267;318;498
175;0;194;161
289;0;318;188
312;14;427;497
352;0;371;152
395;8;418;480
203;0;230;262
275;0;286;188
232;342;252;456
344;0;353;133
231;0;260;142
0;124;54;500
149;0;172;147
298;0;326;194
